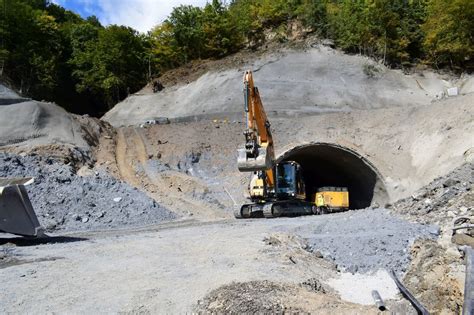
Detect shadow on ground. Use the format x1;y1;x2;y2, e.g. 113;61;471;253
0;235;87;246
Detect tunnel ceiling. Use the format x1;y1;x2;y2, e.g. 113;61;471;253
278;143;388;209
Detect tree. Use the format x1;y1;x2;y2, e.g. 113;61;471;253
150;21;181;72
201;0;241;57
423;0;474;69
168;5;204;62
295;0;328;36
69;25;148;108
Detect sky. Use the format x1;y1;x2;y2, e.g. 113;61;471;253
51;0;209;33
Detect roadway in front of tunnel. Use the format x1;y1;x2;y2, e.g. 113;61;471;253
1;208;433;314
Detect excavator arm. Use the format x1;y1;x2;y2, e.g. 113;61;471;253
237;70;275;173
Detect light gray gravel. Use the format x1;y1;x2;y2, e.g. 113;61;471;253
0;153;176;233
393;162;473;225
288;208;437;274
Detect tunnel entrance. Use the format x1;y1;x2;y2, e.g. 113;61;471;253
278;143;388;209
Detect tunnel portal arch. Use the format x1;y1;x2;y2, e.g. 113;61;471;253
277;143;389;209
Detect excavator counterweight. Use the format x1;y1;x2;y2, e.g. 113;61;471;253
0;178;44;237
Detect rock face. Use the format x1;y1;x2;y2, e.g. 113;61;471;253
290;208;436;274
392;163;474;226
0;84;29;105
0;100;98;150
102;46;466;127
0;153;177;233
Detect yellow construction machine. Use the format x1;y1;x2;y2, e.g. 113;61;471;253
0;178;44;237
235;70;349;218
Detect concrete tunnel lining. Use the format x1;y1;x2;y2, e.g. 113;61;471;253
277;143;389;209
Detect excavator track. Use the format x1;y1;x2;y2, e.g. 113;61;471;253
233;205;244;219
234;203;266;219
235;200;315;219
263;203;276;218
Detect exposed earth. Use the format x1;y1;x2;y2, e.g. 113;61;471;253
0;44;473;313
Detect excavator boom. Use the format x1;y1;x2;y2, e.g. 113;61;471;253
237;70;275;172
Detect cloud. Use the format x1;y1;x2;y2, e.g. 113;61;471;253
53;0;209;33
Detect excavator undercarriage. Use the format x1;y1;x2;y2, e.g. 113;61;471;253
234;200;316;219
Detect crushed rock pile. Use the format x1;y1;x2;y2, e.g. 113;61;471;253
291;208;437;274
195;281;304;313
392;163;473;226
0;153;177;233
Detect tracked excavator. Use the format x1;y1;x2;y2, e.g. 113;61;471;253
0;178;44;237
235;70;349;219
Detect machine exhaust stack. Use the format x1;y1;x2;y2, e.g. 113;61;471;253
0;178;44;237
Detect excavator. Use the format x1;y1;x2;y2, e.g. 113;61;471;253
0;178;44;237
235;70;349;218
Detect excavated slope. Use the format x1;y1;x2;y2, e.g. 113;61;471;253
0;84;103;153
103;46;471;127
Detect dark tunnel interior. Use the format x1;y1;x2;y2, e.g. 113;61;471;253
279;144;387;209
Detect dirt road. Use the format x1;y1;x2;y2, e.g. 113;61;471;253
1;208;438;313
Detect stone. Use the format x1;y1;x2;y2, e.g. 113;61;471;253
443;178;458;187
314;251;324;258
428;226;441;236
452;234;474;247
447;87;459;97
113;197;122;203
81;217;89;223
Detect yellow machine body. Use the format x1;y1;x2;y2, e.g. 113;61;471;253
315;187;349;210
249;176;265;198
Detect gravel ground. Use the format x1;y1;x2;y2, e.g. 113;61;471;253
392;162;474;226
0;153;176;232
288;208;438;274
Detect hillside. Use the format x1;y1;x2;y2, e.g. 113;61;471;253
1;45;473;313
103;45;473;127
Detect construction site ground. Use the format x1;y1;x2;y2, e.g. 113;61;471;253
1;44;473;313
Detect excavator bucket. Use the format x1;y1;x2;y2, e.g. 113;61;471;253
237;146;274;172
0;178;44;237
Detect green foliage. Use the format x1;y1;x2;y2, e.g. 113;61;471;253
423;0;474;69
1;0;471;116
69;25;147;107
0;0;150;114
325;0;429;66
295;0;328;36
168;5;205;62
201;1;240;57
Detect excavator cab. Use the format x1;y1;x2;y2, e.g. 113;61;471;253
275;161;306;200
0;178;44;237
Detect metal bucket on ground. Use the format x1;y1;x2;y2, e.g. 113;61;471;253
0;178;44;237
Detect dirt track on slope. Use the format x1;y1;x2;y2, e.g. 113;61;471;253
113;127;227;220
